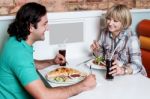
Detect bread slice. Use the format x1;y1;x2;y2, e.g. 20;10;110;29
46;67;82;78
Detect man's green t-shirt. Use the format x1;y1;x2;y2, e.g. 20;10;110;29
0;37;39;99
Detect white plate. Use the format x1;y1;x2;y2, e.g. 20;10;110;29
45;67;86;84
46;76;85;84
86;59;106;70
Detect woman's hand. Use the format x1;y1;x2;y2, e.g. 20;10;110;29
109;60;125;76
53;54;66;65
90;40;100;52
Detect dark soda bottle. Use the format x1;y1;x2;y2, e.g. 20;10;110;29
59;49;66;66
106;59;114;80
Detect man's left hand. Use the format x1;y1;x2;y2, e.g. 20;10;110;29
53;54;66;65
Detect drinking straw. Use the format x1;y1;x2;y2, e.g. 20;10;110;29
110;40;123;60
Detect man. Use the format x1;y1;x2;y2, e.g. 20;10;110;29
0;2;96;99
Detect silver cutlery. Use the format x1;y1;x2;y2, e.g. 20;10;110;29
90;65;92;74
76;58;93;66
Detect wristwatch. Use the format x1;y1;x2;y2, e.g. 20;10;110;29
125;67;128;74
123;67;128;75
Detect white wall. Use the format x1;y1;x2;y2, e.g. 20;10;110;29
0;20;12;53
33;11;102;60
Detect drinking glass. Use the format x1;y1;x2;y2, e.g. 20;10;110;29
105;52;114;80
58;44;66;66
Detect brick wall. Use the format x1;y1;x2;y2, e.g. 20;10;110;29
0;0;150;15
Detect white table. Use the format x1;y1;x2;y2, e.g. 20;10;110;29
38;57;150;99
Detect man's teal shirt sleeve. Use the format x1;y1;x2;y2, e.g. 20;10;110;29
10;52;39;86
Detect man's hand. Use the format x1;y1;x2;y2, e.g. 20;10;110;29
81;74;96;91
53;54;66;65
35;54;66;69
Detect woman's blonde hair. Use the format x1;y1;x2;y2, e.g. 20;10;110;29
105;4;132;29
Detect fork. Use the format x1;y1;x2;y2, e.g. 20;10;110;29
90;65;92;74
75;58;93;66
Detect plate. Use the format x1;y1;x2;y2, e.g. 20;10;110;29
86;59;106;70
46;75;85;84
46;67;86;84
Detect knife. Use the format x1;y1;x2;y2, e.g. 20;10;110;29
76;58;93;66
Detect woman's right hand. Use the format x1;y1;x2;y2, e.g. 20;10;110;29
90;40;100;52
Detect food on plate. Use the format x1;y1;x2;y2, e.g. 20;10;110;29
93;56;105;66
46;67;86;83
47;67;82;77
54;76;69;82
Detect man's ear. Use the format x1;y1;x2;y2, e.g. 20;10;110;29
29;24;35;33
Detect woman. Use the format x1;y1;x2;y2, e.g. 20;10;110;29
90;4;146;76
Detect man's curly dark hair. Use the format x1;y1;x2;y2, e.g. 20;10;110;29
7;2;47;42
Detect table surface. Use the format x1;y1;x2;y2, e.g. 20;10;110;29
38;57;150;99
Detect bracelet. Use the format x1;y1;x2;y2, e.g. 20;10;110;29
122;67;128;75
